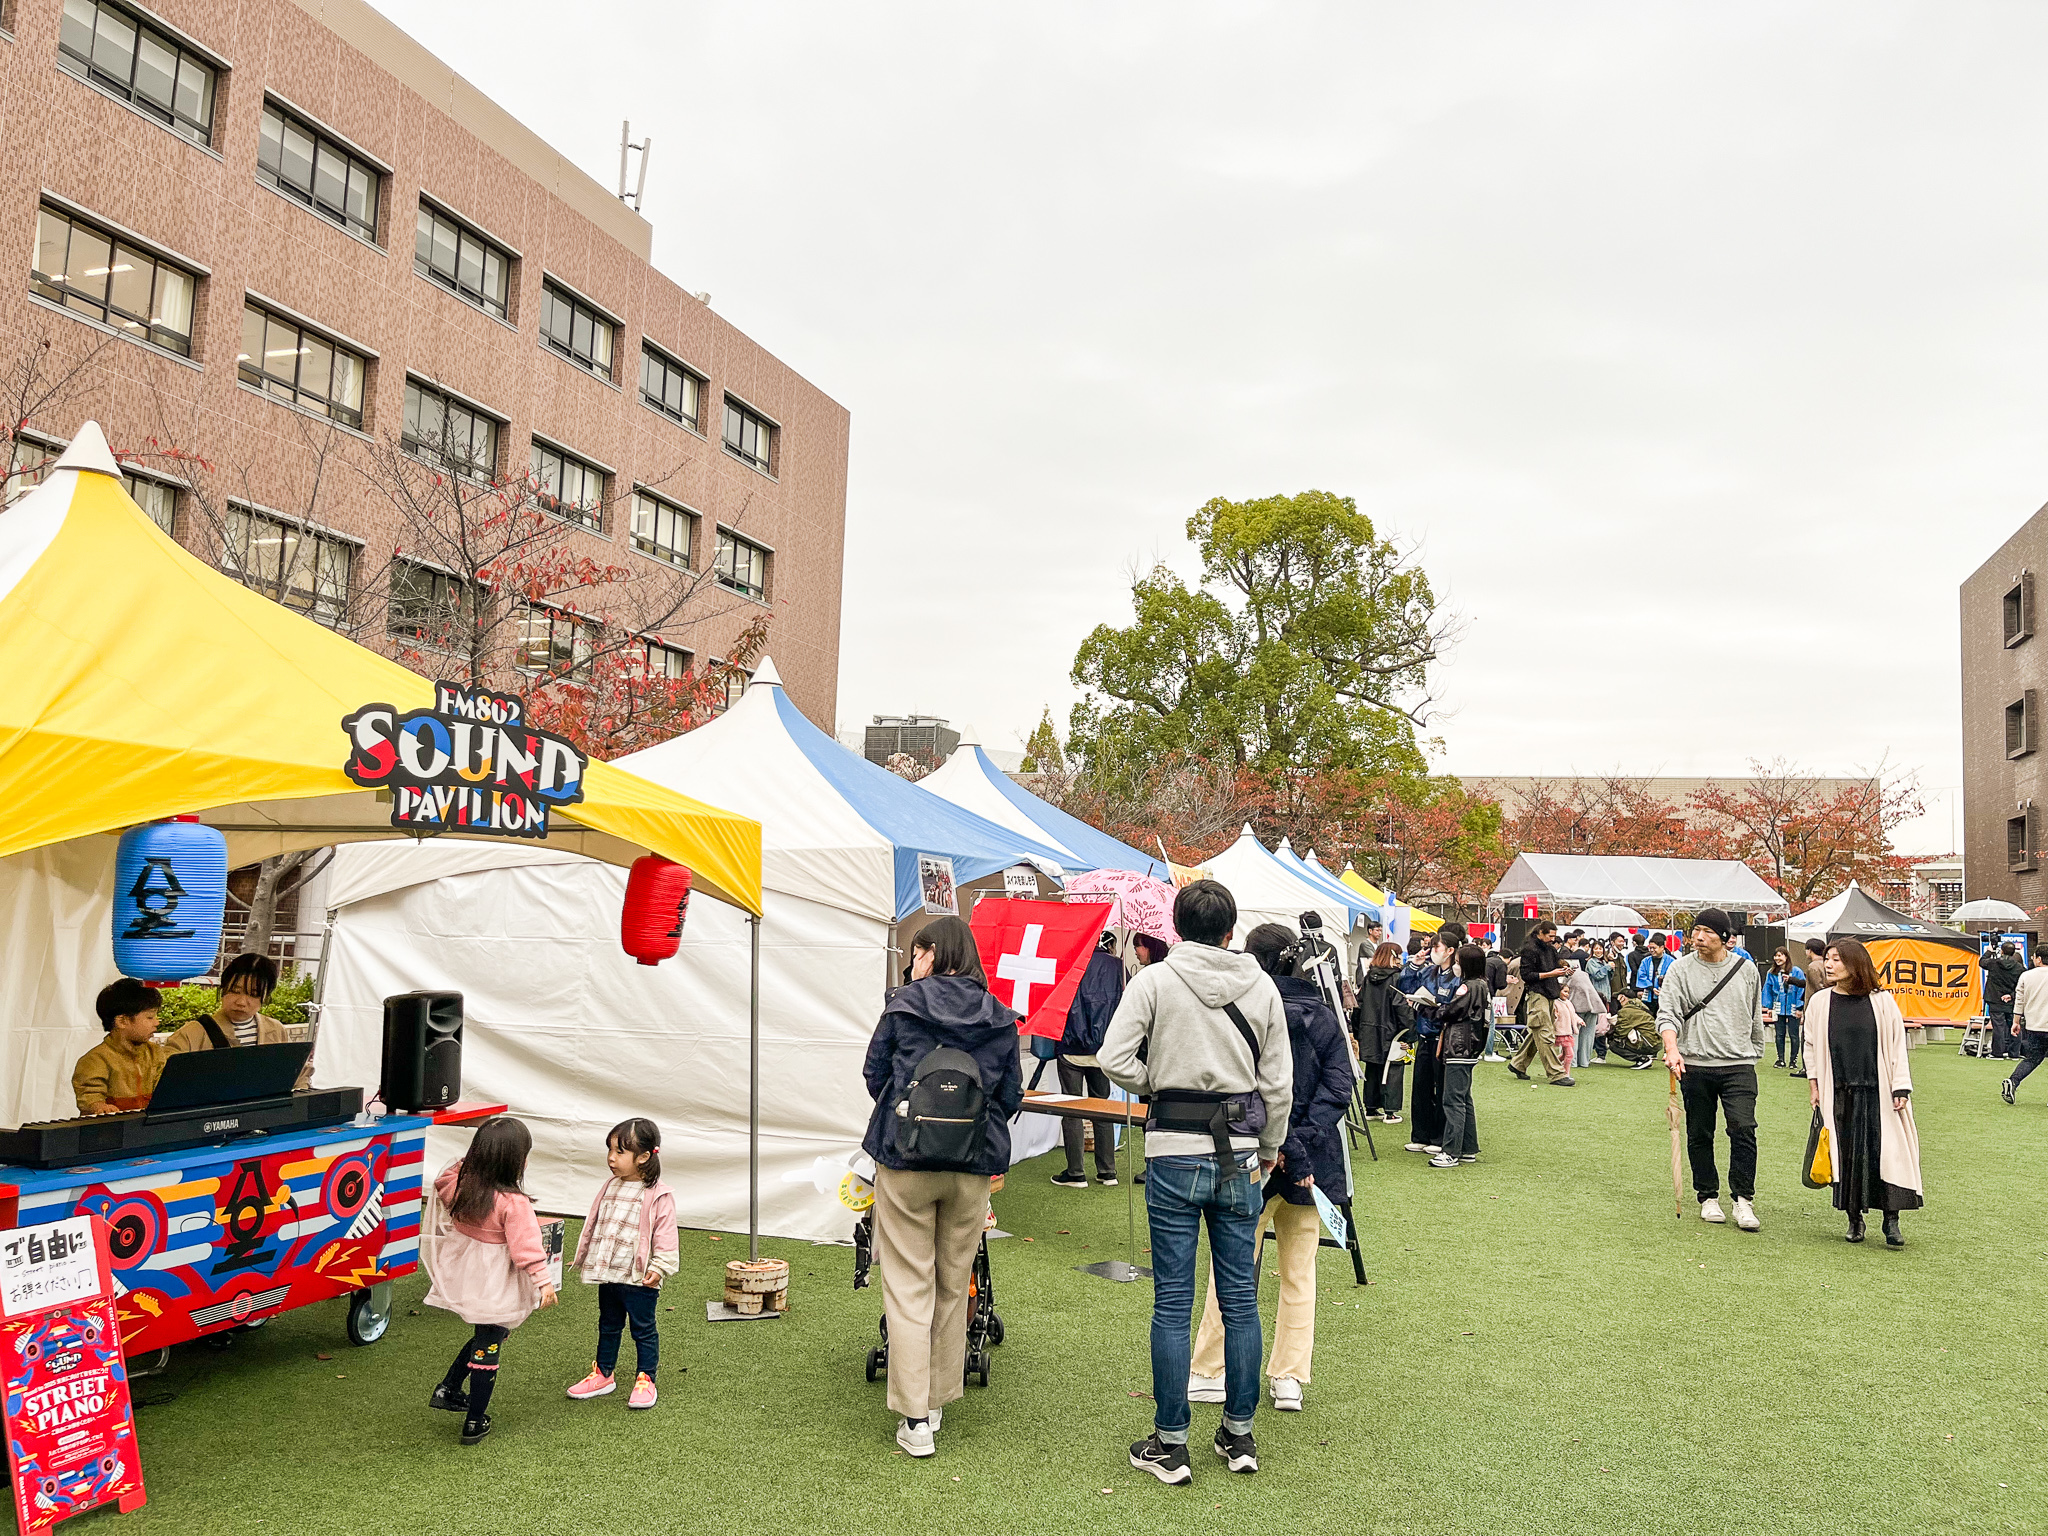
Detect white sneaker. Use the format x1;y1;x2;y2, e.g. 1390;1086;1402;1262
1699;1197;1726;1224
1381;1114;1402;1125
1271;1377;1303;1411
928;1407;942;1432
1187;1373;1226;1404
1733;1197;1760;1232
1423;1144;1442;1154
896;1417;935;1457
1481;1053;1505;1062
1427;1153;1459;1169
1404;1142;1428;1153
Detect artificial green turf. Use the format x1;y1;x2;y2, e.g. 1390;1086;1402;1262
96;1048;2041;1535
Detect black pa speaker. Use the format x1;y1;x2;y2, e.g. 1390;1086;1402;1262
381;991;463;1111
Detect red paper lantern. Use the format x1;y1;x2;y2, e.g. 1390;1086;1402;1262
622;856;692;966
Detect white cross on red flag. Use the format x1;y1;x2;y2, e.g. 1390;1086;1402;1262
970;898;1113;1041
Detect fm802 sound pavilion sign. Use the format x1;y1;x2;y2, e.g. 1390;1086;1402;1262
341;682;587;839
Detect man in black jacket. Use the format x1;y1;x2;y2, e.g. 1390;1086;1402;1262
1984;943;2024;1060
1509;922;1573;1085
1050;934;1127;1188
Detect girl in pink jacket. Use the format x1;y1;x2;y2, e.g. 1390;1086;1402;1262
424;1117;557;1446
565;1118;679;1410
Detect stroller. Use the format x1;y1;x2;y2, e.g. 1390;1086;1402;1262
853;1209;1005;1388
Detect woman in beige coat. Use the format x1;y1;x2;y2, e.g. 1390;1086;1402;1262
1804;938;1924;1247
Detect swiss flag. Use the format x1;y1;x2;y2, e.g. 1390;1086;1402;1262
970;898;1114;1041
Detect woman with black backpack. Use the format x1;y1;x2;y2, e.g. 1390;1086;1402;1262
860;916;1023;1459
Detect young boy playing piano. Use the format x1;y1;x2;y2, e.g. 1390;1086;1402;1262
73;977;168;1116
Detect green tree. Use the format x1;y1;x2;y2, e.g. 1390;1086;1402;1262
1069;490;1449;789
1018;707;1066;775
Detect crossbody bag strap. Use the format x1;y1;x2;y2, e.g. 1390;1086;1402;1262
197;1012;232;1051
1220;1001;1262;1068
1678;956;1751;1024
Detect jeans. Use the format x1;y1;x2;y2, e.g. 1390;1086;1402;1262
1145;1152;1263;1442
595;1281;660;1379
1437;1060;1479;1158
1058;1058;1119;1179
2010;1028;2048;1089
1991;1008;2019;1059
1678;1064;1759;1202
1574;1020;1598;1068
1773;1016;1802;1064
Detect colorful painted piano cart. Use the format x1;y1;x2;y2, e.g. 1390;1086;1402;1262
0;1115;436;1356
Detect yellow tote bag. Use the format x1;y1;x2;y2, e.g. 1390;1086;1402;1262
1802;1109;1832;1189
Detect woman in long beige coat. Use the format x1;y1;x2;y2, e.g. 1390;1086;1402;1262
1804;938;1924;1247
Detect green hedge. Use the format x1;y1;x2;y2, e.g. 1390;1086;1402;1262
153;969;315;1030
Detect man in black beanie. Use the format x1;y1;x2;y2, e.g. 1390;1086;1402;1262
1658;908;1765;1231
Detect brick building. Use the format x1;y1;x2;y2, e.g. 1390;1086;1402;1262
0;0;848;725
1962;507;2048;913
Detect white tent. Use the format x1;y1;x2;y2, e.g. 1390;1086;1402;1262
1784;882;1859;944
1201;825;1360;945
918;734;1163;876
1491;854;1788;915
315;658;1075;1244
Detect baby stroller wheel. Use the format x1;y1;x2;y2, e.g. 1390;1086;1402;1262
866;1346;886;1381
966;1350;990;1387
988;1313;1005;1347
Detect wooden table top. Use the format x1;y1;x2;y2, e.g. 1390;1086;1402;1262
1019;1091;1139;1121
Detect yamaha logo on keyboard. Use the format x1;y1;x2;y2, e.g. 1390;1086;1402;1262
203;1116;242;1133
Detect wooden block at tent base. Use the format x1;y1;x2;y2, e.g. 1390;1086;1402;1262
722;1258;790;1315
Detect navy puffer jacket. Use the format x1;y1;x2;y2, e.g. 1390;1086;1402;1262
862;975;1024;1176
1268;976;1356;1205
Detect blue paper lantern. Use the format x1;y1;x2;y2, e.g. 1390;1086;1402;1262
111;818;228;982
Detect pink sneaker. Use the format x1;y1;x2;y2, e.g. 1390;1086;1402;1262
628;1373;658;1410
566;1365;616;1400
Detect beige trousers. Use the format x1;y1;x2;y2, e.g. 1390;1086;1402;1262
1190;1197;1322;1384
1512;993;1569;1081
872;1165;990;1419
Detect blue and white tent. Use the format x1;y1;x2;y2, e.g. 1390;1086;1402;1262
314;657;1072;1244
1277;838;1380;925
917;732;1164;878
1202;825;1365;947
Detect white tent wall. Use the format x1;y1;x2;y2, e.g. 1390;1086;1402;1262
316;862;882;1244
0;837;118;1129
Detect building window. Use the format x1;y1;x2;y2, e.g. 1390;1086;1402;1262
515;604;596;680
125;473;176;532
722;397;775;473
387;560;472;643
414;200;510;320
237;303;367;428
221;504;352;627
1930;879;1963;921
2011;810;2037;873
257;100;380;243
530;440;605;531
31;203;196;356
630;489;692;568
2008;692;2037;760
539;280;614;380
643;639;692;680
58;0;217;146
402;379;499;477
639;344;702;430
2006;573;2034;648
715;529;769;601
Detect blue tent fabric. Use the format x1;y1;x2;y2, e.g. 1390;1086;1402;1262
773;690;1071;920
1276;843;1374;925
967;751;1163;877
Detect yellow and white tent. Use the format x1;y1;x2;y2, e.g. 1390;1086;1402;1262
1340;867;1444;934
0;422;762;1125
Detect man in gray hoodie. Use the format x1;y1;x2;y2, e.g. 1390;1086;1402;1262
1659;908;1766;1231
1099;880;1292;1486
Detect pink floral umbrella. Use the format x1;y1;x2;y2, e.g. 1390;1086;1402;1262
1065;868;1179;943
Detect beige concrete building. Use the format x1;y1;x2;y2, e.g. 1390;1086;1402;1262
0;0;848;725
1961;506;2048;913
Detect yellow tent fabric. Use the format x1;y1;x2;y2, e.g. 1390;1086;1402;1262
1340;868;1443;933
0;429;763;913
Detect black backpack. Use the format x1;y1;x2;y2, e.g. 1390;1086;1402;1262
892;1046;989;1170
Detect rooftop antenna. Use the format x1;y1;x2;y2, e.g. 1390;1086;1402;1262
618;120;651;213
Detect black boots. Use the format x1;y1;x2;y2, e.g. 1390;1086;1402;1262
1846;1214;1865;1243
1882;1213;1905;1248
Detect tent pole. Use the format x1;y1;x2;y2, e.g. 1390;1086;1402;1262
749;912;762;1263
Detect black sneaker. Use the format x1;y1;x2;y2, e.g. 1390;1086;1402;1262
1552;1077;1576;1087
460;1413;492;1447
1050;1171;1089;1189
429;1383;469;1414
2002;1078;2017;1105
1097;1175;1118;1187
1213;1424;1258;1474
1129;1432;1192;1485
1506;1063;1529;1080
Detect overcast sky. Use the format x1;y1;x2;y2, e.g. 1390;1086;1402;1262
370;0;2048;855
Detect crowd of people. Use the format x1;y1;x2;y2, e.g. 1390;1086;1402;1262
398;885;1960;1473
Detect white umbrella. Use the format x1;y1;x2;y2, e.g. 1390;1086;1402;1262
1573;903;1648;927
1955;898;2030;924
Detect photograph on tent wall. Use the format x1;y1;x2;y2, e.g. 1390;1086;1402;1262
919;854;958;915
